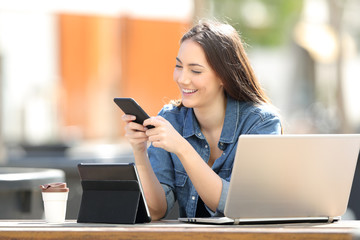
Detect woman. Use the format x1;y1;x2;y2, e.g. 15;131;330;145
122;19;282;220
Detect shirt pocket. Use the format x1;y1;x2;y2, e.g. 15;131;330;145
174;169;188;187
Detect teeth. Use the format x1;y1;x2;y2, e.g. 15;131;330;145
183;89;197;93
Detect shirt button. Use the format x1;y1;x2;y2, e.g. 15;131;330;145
192;196;196;200
223;153;225;155
205;145;208;148
220;142;223;146
197;133;202;137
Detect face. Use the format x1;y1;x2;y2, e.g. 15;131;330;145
173;39;224;109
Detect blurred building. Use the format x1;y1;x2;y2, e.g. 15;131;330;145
0;1;192;159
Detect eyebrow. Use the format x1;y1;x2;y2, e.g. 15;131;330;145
176;57;205;68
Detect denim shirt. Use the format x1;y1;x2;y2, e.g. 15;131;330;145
148;95;282;218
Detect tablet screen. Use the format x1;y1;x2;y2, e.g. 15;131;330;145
78;163;137;181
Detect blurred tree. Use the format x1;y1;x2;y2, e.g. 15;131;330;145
329;0;350;133
209;0;303;46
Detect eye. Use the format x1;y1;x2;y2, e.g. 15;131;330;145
175;64;183;68
191;70;202;74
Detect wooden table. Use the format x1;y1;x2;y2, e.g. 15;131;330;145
0;220;360;240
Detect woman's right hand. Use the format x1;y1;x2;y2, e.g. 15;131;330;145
121;114;149;152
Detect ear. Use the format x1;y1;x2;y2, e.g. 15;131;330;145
218;77;224;86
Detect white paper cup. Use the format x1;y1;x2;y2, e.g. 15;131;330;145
42;192;69;223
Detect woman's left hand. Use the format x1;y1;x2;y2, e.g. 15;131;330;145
144;116;186;154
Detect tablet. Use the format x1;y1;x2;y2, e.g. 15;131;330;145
77;163;151;223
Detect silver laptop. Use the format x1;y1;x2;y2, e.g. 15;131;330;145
179;134;360;224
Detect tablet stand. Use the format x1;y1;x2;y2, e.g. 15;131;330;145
77;180;148;224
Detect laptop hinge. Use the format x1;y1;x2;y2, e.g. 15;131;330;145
234;219;240;225
327;217;334;223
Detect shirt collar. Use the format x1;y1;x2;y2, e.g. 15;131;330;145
183;108;203;139
182;95;239;143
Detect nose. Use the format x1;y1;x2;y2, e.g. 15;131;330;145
174;69;190;85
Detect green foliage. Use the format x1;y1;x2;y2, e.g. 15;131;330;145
211;0;303;46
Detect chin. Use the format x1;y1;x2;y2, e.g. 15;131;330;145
181;99;195;108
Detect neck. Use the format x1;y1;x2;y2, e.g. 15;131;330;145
194;94;227;133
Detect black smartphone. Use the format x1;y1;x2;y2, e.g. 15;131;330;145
114;98;154;129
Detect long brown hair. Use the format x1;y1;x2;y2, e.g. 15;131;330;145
179;19;270;104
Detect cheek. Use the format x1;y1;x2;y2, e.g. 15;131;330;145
192;75;210;89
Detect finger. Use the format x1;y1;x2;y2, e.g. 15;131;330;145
150;140;163;149
125;132;149;146
127;121;147;132
144;116;166;128
126;130;148;139
144;124;158;135
122;114;136;122
147;134;159;142
143;118;155;128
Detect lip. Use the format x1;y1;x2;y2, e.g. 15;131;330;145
182;88;198;95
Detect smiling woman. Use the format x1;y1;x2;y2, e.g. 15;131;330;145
121;19;282;220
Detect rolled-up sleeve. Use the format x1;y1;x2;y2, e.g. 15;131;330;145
161;183;176;217
213;178;229;217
